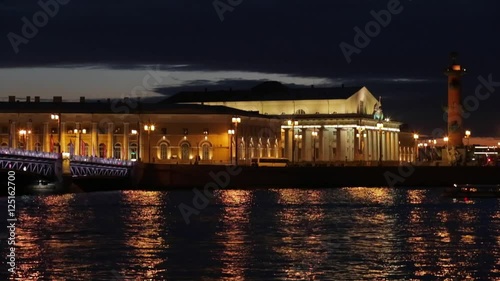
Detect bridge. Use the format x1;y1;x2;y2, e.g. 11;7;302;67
0;148;135;179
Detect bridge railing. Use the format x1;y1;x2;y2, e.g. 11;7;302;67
0;148;135;166
70;155;135;167
0;148;61;159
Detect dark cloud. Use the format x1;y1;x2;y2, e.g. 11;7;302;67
1;0;499;135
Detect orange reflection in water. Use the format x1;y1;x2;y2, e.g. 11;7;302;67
344;187;394;205
216;190;252;281
273;189;326;280
12;194;93;281
408;189;426;204
407;206;480;279
119;191;167;280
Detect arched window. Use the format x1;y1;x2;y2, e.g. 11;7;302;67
180;142;190;160
201;142;212;160
129;143;138;160
1;142;8;149
34;142;42;152
114;143;121;159
99;143;106;158
296;109;306;115
159;142;168;160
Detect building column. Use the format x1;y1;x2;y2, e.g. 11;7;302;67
347;128;354;161
284;128;291;161
43;122;49;152
373;130;379;163
389;132;395;161
366;130;372;162
75;122;80;155
107;122;114;158
91;122;98;156
60;122;66;152
138;122;143;161
10;121;16;148
123;122;129;160
305;128;314;161
27;120;33;150
300;128;307;161
362;131;368;161
318;127;326;161
395;132;399;162
336;129;343;161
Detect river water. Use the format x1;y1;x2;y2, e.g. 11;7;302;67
1;187;499;280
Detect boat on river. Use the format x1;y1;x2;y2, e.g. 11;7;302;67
443;184;500;198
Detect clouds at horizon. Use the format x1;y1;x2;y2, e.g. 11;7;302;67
1;0;499;135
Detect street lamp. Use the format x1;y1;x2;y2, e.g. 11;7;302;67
144;121;155;163
232;117;241;165
413;133;419;163
377;122;384;165
19;129;29;150
465;130;471;146
311;130;318;163
288;120;298;163
51;114;61;152
130;129;138;161
228;129;235;164
73;128;87;155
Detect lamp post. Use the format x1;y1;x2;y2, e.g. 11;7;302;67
232;117;241;165
131;129;138;161
144;120;155;163
19;129;27;150
288;120;298;163
413;133;419;163
228;129;235;164
73;128;87;155
311;130;318;163
465;130;471;146
377;122;384;165
51;114;61;152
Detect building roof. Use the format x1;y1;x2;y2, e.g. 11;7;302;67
164;81;363;103
0;99;269;118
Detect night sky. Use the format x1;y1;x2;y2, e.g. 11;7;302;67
1;0;499;136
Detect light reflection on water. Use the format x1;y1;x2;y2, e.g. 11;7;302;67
0;187;499;280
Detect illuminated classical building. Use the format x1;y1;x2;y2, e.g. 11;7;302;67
0;96;282;164
1;81;405;164
165;81;402;163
